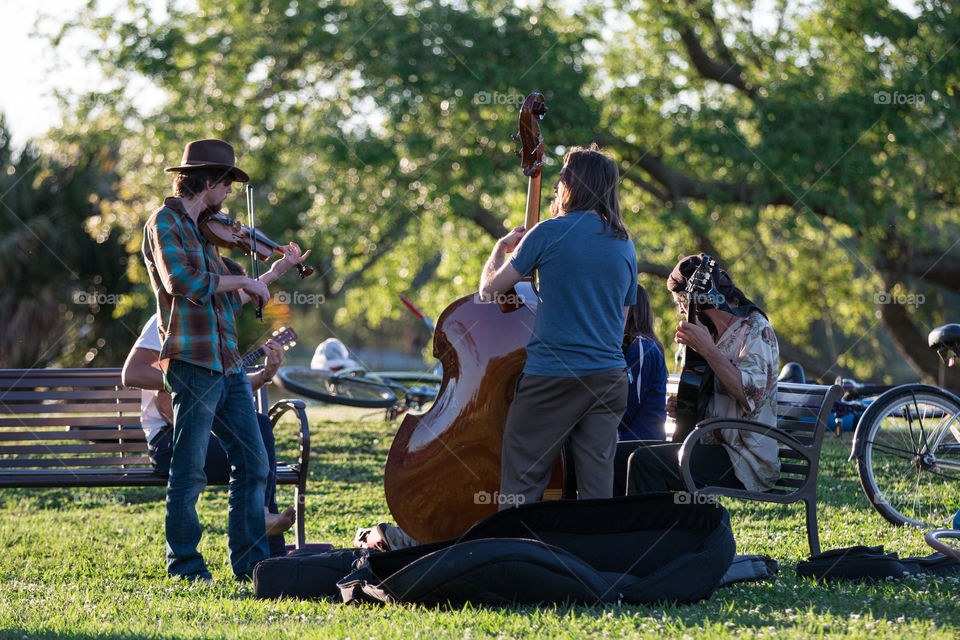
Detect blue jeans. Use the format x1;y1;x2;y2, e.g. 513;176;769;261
165;359;269;580
149;412;287;558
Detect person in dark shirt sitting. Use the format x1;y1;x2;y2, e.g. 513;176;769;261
619;283;668;441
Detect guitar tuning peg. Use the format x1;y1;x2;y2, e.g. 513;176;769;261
511;132;520;142
290;341;296;347
515;150;522;158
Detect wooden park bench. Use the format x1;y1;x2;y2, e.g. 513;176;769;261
666;376;842;555
0;367;310;548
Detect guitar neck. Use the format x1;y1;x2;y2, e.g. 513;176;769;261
240;346;266;368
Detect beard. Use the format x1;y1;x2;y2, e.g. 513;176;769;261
549;197;562;218
204;194;227;216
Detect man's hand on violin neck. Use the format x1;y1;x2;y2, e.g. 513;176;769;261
267;242;311;279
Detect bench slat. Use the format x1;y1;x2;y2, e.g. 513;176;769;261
0;378;124;389
0;467;300;488
0;390;141;401
0;416;141;428
772;477;805;489
780;463;810;475
0;402;142;414
775;406;826;420
0;429;146;442
0;456;153;469
0;443;148;455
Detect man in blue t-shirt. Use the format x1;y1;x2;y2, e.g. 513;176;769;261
479;144;638;508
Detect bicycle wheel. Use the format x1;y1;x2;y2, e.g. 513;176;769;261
274;367;397;408
340;370;440;411
855;384;960;527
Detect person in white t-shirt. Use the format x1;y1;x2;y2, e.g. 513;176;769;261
122;258;297;557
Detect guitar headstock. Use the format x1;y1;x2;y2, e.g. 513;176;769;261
271;326;298;351
686;254;716;295
513;92;547;178
684;254;716;321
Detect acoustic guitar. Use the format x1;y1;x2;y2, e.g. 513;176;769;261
240;326;298;367
672;254;716;442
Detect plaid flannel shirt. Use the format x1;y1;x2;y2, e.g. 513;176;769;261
142;197;244;377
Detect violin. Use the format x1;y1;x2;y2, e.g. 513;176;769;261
199;211;315;279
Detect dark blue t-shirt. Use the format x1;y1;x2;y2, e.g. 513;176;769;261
619;336;668;440
509;210;637;377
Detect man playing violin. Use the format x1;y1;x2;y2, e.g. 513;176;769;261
122;257;300;560
479;144;637;507
141;138;309;582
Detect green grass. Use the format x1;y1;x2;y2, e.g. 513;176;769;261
1;408;958;639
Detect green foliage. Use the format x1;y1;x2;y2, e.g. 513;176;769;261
0;116;136;368
593;0;960;382
22;0;960;382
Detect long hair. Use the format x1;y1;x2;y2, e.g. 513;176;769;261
558;144;629;240
622;283;664;355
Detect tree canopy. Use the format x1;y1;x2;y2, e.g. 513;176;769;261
7;0;957;388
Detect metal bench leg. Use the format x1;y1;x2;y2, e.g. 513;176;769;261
805;498;821;556
295;487;306;549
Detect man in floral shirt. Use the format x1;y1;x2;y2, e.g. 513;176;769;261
620;256;780;494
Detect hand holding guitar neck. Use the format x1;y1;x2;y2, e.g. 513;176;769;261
675;314;716;358
672;254;717;442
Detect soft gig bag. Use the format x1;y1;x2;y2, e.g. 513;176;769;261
254;493;736;606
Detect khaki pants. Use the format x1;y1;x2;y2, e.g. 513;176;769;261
499;368;628;509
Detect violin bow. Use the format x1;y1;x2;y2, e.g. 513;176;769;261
246;185;264;321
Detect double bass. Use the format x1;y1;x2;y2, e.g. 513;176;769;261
383;93;567;543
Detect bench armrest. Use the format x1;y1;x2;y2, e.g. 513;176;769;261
268;398;311;473
268;398;310;549
678;418;814;498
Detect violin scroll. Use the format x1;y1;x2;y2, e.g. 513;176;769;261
199;212;314;279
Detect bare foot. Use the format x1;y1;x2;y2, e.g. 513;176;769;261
265;506;296;536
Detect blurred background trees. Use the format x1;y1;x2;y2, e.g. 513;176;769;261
2;0;957;389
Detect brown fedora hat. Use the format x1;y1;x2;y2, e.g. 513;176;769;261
164;139;250;182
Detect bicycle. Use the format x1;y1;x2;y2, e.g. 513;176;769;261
273;296;442;418
274;365;441;419
850;322;960;528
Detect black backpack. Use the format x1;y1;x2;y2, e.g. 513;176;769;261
796;545;960;581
